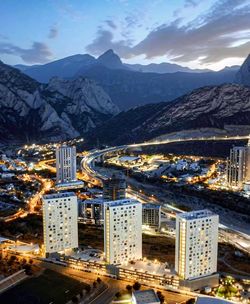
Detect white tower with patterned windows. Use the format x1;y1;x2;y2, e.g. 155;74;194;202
175;209;218;280
104;199;142;265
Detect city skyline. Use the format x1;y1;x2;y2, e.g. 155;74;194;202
0;0;250;70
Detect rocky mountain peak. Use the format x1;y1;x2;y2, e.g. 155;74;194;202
236;54;250;86
97;49;123;69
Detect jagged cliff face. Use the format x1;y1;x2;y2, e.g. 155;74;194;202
236;55;250;86
45;77;119;133
144;84;250;136
88;84;250;145
0;61;118;144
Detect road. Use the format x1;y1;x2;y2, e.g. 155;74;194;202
3;174;52;222
81;135;250;254
36;261;192;304
82;135;250;180
2;248;191;304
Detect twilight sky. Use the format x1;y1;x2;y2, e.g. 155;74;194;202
0;0;250;70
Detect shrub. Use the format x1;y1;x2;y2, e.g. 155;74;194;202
133;282;141;291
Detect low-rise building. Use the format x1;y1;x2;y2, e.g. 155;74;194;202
132;289;160;304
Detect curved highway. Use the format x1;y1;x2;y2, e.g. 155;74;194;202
82;135;250;181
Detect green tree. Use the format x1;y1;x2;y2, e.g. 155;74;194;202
115;292;121;298
157;291;165;304
85;285;91;293
133;282;141;291
126;285;132;292
97;277;102;284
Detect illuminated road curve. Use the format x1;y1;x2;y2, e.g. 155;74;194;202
81;134;250;254
82;134;250;180
3;174;52;223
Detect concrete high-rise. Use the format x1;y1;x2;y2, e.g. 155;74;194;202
104;199;142;265
103;173;126;201
226;140;250;189
42;192;78;255
175;210;218;280
142;203;161;229
56;145;76;184
226;146;247;189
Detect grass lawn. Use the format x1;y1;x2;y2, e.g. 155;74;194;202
0;269;89;304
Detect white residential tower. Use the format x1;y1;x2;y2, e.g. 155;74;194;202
104;199;142;265
226;140;250;189
42;192;78;255
56;145;77;184
175;210;219;280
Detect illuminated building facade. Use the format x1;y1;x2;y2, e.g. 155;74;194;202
226;140;250;189
42;192;78;255
104;199;142;265
175;210;218;280
56;145;76;184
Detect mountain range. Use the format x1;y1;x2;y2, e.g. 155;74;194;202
0;51;249;145
15;50;239;110
0;61;118;143
15;49;215;82
87;83;250;145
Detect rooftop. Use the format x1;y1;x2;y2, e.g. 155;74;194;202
132;289;160;304
178;209;217;221
119;156;140;162
56;144;75;149
0;236;11;244
105;198;140;208
142;203;161;209
121;259;174;277
43;192;76;200
55;180;84;189
196;296;234;304
84;198;104;205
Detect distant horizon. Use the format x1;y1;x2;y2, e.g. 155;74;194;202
7;49;246;72
0;0;250;71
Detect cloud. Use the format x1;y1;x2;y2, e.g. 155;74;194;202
59;4;86;22
85;29;131;57
105;20;117;29
0;34;8;40
184;0;199;7
86;0;250;64
0;42;53;63
132;0;250;63
124;14;140;28
48;25;58;39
